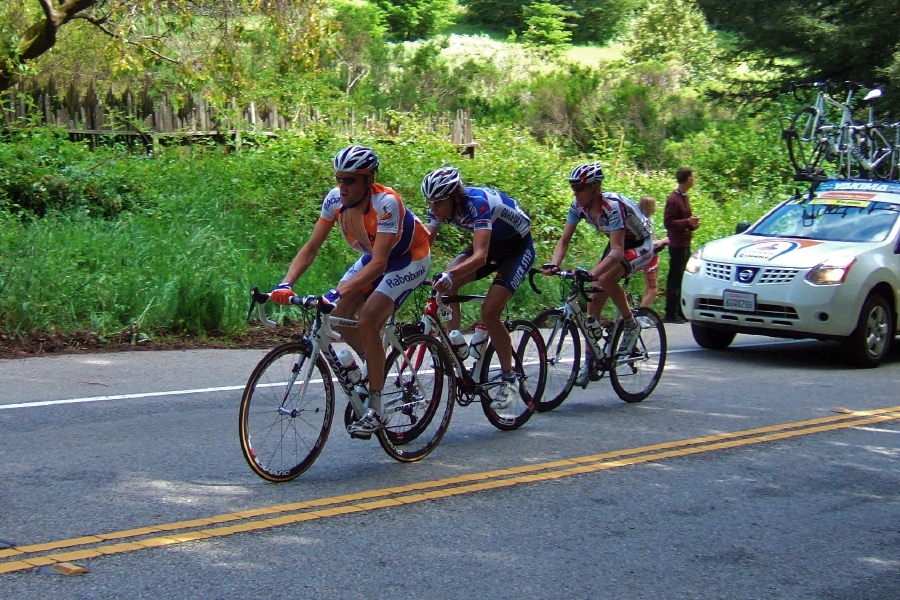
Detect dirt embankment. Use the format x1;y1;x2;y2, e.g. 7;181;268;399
0;327;307;359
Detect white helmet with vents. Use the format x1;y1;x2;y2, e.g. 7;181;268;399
568;162;605;185
333;145;379;173
421;167;462;200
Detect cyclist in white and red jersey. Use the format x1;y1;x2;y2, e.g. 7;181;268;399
270;145;431;438
542;162;654;385
422;166;535;409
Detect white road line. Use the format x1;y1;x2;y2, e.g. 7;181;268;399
0;340;804;411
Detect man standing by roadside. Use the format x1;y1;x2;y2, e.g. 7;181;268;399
663;167;700;324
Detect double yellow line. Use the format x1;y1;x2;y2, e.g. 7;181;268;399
3;406;899;575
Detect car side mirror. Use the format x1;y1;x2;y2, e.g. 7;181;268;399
734;222;751;234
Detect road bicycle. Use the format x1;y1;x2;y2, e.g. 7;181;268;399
238;287;455;482
531;267;666;411
403;282;547;430
843;88;899;181
782;81;863;180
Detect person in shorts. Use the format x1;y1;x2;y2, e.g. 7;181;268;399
542;162;654;385
421;166;535;410
270;145;431;438
637;195;669;308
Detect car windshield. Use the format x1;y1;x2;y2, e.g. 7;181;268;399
749;196;900;242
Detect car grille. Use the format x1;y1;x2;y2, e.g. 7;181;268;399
757;268;800;284
704;262;733;281
704;262;800;284
696;297;800;319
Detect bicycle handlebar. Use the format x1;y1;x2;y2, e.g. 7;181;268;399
791;80;832;102
529;266;601;301
246;286;330;331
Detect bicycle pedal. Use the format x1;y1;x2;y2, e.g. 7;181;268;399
348;429;373;441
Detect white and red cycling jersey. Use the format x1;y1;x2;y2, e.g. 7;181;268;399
565;191;653;250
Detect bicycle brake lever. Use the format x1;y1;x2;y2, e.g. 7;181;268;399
248;286;278;328
528;268;542;294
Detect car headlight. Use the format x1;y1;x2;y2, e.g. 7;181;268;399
685;247;703;274
806;255;857;285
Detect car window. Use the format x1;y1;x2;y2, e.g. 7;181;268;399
749;198;900;243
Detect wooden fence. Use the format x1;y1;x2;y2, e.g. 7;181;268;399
0;79;476;155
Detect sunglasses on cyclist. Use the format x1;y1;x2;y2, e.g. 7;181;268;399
571;183;590;193
426;196;452;206
335;175;359;185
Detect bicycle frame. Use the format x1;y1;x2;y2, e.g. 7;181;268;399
544;269;628;372
414;287;504;404
253;289;430;424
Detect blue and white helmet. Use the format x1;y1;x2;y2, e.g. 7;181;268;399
568;162;605;185
421;167;462;200
333;145;379;173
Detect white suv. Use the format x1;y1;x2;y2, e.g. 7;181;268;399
681;179;900;367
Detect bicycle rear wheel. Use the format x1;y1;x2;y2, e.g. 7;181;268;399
479;319;545;430
533;308;580;412
239;342;335;482
377;333;456;462
609;308;666;403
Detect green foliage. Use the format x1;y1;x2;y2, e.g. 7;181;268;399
372;0;459;41
3;1;336;107
696;0;900;115
0;128;144;218
624;0;721;86
326;0;391;94
459;0;528;33
460;0;633;45
665;109;794;204
565;0;638;45
520;1;576;59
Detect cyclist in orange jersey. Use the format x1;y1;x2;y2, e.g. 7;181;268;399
271;145;431;438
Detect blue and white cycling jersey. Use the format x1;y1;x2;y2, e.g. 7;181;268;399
426;186;531;241
566;191;653;249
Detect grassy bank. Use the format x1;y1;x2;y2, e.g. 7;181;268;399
0;122;785;345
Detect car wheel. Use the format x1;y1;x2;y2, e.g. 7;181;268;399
842;293;893;368
691;323;736;350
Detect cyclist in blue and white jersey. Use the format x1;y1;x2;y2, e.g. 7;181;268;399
542;162;654;384
422;167;535;409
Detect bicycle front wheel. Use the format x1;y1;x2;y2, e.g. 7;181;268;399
533;308;580;412
786;108;830;175
377;333;456;462
609;308;666;403
479;320;545;430
239;342;335;482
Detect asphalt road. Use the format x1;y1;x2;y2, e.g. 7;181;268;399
1;325;898;599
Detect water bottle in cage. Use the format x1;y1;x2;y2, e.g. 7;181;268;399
448;329;469;359
584;316;605;342
468;325;489;360
337;349;362;384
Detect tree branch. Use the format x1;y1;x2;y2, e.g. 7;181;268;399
71;13;181;65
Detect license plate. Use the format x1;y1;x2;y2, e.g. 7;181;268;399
723;289;756;312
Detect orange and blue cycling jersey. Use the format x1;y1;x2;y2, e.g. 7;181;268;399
320;184;430;261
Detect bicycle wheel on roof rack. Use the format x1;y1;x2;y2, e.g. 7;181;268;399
862;127;894;181
785;108;831;176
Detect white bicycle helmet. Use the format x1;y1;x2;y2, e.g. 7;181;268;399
421;167;462;200
568;162;605;185
333;145;379;173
